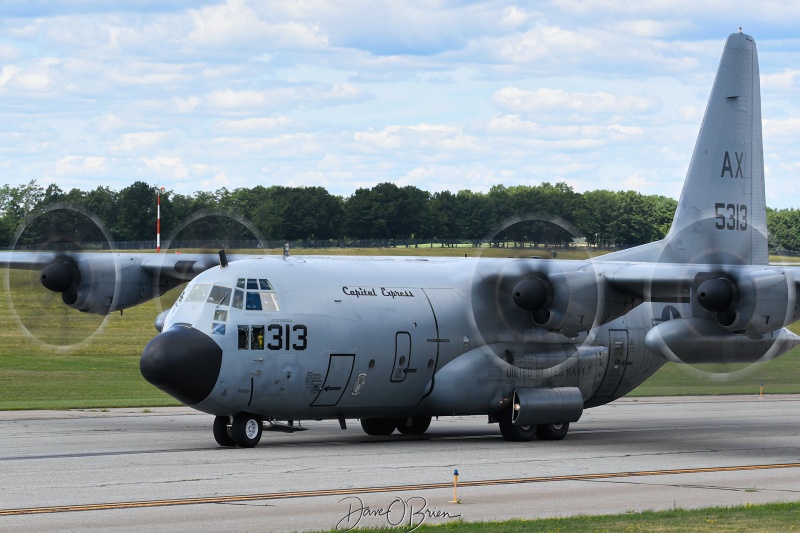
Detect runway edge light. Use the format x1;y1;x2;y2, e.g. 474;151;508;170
450;469;460;504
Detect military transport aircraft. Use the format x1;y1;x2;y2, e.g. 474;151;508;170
3;32;800;447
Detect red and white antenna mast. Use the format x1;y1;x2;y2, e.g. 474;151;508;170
156;186;165;253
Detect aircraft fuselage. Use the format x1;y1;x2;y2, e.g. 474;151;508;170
145;255;668;423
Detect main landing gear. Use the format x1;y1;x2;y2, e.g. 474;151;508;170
360;416;432;436
496;404;570;442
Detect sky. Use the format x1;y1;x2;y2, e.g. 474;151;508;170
1;1;799;208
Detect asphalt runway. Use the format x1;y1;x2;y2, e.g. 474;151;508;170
1;395;800;532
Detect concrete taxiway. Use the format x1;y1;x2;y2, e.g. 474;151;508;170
1;395;800;532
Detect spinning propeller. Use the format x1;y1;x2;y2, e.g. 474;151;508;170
5;204;117;351
466;213;610;377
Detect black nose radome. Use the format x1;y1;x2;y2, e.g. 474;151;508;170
140;326;223;406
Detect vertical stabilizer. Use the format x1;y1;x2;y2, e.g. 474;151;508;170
607;32;767;265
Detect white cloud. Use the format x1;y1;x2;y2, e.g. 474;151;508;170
206;83;366;111
495;26;599;64
762;69;800;91
92;113;126;133
110;131;167;153
621;172;647;190
764;118;800;138
54;156;107;176
106;63;188;86
677;105;702;122
607;124;644;137
216;116;295;132
611;19;695;38
186;0;326;49
207;89;268;109
173;96;202;113
354;124;478;152
499;6;535;28
140;156;189;180
6;59;58;92
0;2;798;209
487;115;643;140
199;171;231;191
492;87;659;115
0;66;21;88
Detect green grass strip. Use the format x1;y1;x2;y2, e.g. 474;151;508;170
315;501;800;532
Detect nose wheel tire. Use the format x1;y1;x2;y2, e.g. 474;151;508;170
213;415;236;447
360;417;397;436
535;422;570;441
396;416;432;435
231;412;263;448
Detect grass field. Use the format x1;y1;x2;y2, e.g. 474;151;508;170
0;246;799;410
313;501;800;532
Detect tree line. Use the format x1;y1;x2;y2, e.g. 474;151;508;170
0;179;797;251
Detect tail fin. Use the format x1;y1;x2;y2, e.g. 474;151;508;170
607;32;767;265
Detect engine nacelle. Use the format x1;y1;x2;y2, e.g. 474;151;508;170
512;271;638;337
40;254;182;315
645;317;800;364
696;271;798;335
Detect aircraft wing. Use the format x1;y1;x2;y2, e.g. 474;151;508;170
608;261;800;335
0;250;226;315
478;257;800;339
3;244;799;335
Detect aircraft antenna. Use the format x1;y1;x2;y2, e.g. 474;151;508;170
156;186;165;253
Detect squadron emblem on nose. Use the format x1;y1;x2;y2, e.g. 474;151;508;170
351;373;367;396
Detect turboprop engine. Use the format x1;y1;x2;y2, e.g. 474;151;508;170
512;270;639;337
638;269;800;364
695;270;800;336
39;254;199;315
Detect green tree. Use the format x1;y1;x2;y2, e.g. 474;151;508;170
768;208;800;251
112;181;158;242
0;180;45;246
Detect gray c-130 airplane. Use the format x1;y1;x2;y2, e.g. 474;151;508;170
4;32;800;447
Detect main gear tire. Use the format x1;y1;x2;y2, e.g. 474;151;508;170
360;417;397;436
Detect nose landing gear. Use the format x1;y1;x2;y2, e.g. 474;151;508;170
212;413;263;448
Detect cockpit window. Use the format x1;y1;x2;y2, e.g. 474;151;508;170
232;289;244;309
174;290;186;307
245;292;262;311
233;278;278;312
261;292;280;312
251;326;264;350
185;284;211;303
207;285;231;306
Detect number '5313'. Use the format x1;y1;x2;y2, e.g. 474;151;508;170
714;203;748;231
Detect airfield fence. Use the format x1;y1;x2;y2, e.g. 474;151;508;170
5;240;797;255
6;238;593;252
